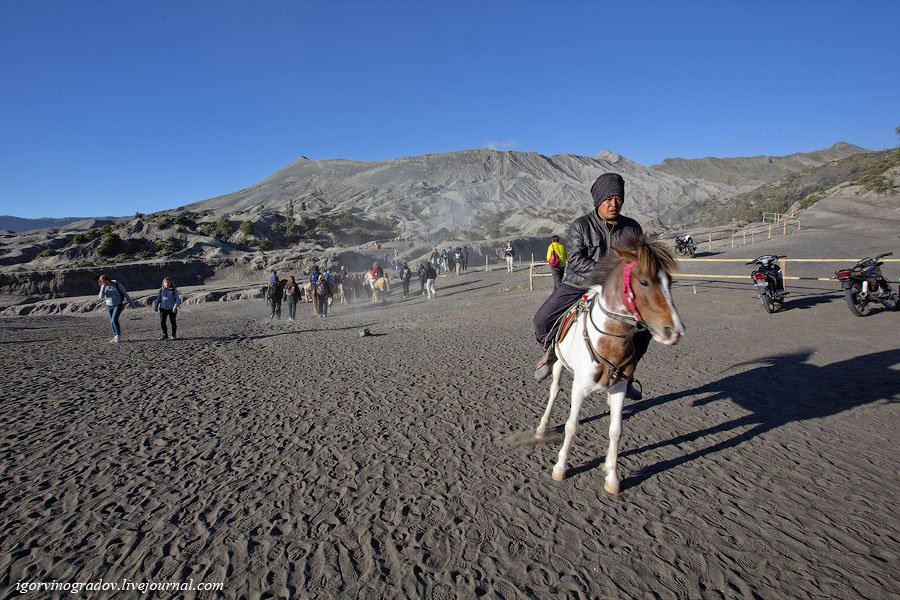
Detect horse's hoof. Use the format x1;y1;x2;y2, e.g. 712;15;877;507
604;480;620;495
551;468;566;481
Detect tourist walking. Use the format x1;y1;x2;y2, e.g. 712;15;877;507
546;235;568;290
97;274;135;343
155;276;181;340
314;269;331;317
285;276;302;321
266;277;285;320
399;262;413;298
418;262;428;295
424;261;437;299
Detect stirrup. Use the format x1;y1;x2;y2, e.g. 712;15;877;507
626;380;643;401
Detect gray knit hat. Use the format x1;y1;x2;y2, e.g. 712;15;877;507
590;173;625;208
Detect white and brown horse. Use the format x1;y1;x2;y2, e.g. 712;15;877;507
535;234;684;494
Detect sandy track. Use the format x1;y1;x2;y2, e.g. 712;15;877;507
1;264;898;599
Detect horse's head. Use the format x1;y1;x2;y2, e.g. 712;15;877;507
588;233;685;346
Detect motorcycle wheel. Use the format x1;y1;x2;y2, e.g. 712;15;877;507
844;285;871;317
688;246;695;258
761;290;775;313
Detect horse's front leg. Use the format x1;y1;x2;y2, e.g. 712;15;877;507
603;382;627;494
535;359;565;439
552;380;587;481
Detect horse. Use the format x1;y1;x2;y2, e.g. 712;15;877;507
534;234;684;495
372;275;390;303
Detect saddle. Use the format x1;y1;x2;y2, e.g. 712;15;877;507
551;294;592;346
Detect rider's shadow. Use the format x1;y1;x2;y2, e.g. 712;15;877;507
610;349;900;488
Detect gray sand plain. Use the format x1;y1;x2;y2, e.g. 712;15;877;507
1;192;898;598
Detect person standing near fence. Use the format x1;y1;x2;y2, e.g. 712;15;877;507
504;241;516;273
546;235;567;290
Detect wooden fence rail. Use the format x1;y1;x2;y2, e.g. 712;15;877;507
530;258;900;291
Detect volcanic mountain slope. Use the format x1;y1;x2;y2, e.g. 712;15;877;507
184;149;737;236
652;142;869;188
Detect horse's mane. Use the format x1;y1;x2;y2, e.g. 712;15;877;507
584;233;678;286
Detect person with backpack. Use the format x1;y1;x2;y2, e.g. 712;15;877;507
503;241;516;273
454;247;463;275
424;261;437;299
97;274;135;343
399;262;413;298
314;269;331;317
155;277;181;340
266;278;285;320
546;235;568;290
417;262;428;295
285;275;303;321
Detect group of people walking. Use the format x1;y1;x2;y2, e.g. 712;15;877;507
97;274;181;342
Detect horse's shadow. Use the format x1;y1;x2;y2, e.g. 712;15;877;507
566;349;900;484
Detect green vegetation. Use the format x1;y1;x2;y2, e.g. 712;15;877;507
36;248;56;258
796;191;826;211
212;217;233;239
96;232;124;256
257;239;272;251
853;150;899;194
156;236;184;257
239;220;254;235
700;149;898;226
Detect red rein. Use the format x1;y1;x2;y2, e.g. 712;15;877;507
622;261;643;323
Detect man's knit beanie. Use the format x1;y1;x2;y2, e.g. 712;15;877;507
590;173;625;208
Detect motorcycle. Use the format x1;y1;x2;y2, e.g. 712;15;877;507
674;235;696;257
747;255;786;313
834;252;898;316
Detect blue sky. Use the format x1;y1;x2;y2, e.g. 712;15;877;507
1;1;898;218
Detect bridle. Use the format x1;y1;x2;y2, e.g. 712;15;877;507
576;261;647;383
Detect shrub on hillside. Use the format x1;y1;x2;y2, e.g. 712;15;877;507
212;217;232;239
239;220;254;235
96;233;124;256
156;236;184;257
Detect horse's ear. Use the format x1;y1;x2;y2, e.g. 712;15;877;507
614;247;637;263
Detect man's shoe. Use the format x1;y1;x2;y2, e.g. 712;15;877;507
534;352;557;382
626;380;643;401
159;334;169;340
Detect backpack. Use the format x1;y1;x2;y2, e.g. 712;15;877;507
549;248;560;268
315;276;328;296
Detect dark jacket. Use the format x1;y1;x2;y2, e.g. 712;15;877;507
564;212;643;287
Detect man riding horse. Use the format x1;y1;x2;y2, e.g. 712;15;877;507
533;172;651;400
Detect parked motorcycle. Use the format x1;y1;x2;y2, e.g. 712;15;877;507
674;235;696;257
834;252;898;316
747;255;786;313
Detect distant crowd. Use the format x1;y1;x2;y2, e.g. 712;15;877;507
95;243;531;343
